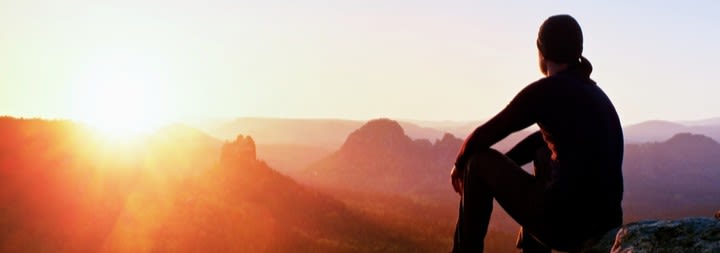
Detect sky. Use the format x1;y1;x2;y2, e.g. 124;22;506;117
1;0;719;128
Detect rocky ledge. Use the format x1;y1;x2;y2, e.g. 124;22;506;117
580;216;719;253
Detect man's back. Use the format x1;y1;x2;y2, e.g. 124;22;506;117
528;65;624;239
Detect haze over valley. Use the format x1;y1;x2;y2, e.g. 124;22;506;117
2;116;719;252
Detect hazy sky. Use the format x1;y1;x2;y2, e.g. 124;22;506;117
1;0;719;127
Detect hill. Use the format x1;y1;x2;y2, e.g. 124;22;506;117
191;117;535;173
299;119;720;252
623;133;720;221
111;135;444;253
196;116;720;147
623;119;720;143
623;120;690;143
191;117;452;146
5;116;720;253
0;117;453;253
298;118;532;251
300;118;462;200
190;117;454;173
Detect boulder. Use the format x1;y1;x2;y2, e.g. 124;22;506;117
580;217;720;253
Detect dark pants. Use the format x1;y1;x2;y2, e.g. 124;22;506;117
451;148;554;253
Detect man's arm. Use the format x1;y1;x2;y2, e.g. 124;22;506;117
505;131;544;166
454;81;543;169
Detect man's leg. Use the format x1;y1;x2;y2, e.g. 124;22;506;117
452;156;494;253
452;148;546;253
517;147;554;253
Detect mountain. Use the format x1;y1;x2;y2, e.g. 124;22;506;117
7;116;720;253
299;119;720;252
193;117;452;146
112;135;444;253
0;117;455;253
195;116;720;147
191;117;458;173
190;117;543;173
623;133;720;221
298;118;531;252
623;119;720;143
623;120;690;143
301;118;463;200
300;118;535;196
297;118;521;251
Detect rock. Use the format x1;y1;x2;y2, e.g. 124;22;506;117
610;217;720;253
579;217;720;253
220;134;257;167
340;118;409;153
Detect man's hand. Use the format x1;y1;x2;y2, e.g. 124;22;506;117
450;166;464;196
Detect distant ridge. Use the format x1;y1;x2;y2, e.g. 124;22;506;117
302;118;463;200
623;132;720;220
190;117;456;148
623;120;688;143
191;116;720;148
624;119;720;143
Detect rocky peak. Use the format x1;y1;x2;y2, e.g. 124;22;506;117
220;134;257;167
435;133;462;146
340;118;410;152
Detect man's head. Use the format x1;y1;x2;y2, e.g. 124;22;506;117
537;15;583;75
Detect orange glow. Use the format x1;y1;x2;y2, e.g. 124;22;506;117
69;50;172;138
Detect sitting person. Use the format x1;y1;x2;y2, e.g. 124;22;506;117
450;15;624;253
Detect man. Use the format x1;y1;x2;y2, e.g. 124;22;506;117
451;15;624;253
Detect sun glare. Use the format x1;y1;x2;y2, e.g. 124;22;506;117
71;50;172;138
79;79;164;138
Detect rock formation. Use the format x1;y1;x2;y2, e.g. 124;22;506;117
580;216;720;253
339;118;410;154
220;134;257;168
303;118;463;200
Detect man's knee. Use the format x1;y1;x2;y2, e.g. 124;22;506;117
466;148;509;167
465;148;512;178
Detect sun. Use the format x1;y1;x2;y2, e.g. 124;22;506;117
70;51;172;138
77;78;165;138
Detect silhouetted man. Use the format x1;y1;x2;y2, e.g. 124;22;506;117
451;15;623;253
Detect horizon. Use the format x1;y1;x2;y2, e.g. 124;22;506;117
2;1;720;134
4;113;720;127
5;114;720;138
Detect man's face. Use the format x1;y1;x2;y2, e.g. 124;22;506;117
538;51;548;76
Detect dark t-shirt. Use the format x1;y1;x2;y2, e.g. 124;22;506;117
457;64;624;235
